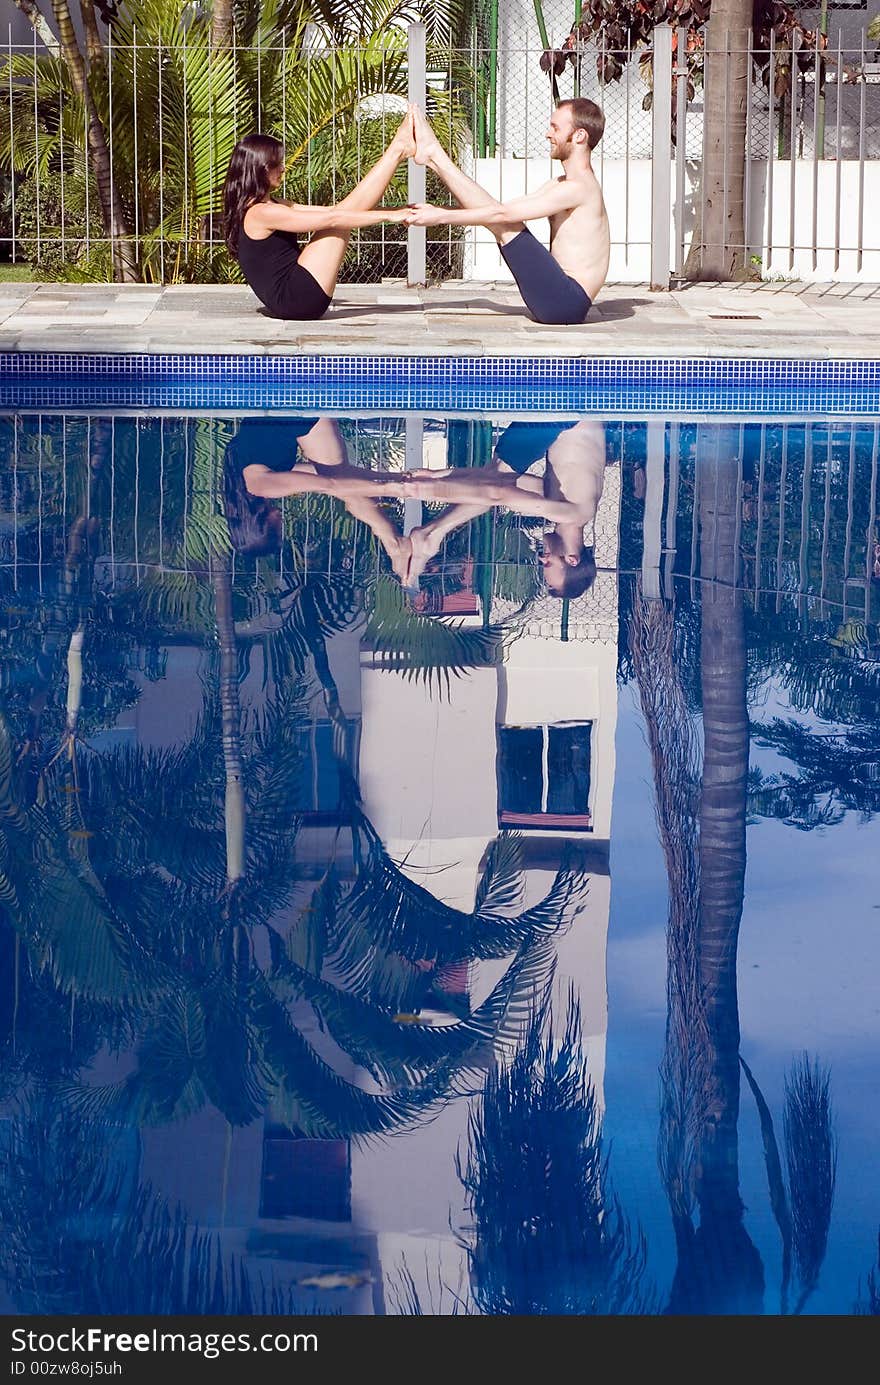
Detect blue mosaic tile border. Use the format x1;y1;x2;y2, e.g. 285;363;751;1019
1;353;879;414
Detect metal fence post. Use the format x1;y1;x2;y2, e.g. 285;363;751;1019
407;23;427;286
651;24;673;291
403;414;425;535
642;421;665;598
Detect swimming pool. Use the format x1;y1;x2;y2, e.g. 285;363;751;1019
1;401;878;1317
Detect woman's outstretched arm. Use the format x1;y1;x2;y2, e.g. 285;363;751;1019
245;202;409;235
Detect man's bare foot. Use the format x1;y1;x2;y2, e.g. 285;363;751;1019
393;108;417;160
387;535;414;585
412;104;443;166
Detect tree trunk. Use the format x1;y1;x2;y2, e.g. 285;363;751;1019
50;0;138;281
211;0;234;50
78;0;103;70
684;0;751;279
12;0;60;54
213;553;245;892
686;423;763;1313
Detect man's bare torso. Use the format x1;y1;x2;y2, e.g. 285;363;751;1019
547;171;610;302
545;420;607;521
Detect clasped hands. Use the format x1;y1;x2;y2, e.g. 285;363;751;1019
341;467;511;501
383;204;448;226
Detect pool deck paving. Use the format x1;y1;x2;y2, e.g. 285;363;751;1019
1;278;880;358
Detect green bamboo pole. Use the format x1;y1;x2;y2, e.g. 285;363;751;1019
532;0;551;51
816;0;828;159
573;0;582;98
532;0;560;101
473;5;487;157
488;0;499;155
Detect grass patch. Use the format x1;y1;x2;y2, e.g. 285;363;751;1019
0;264;33;282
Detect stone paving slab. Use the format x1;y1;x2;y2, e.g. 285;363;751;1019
1;279;879;358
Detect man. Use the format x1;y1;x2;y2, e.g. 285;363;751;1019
402;418;607;597
404;102;610;325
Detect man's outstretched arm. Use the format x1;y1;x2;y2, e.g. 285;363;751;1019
405;180;581;228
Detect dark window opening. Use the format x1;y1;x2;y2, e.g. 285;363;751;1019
497;722;593;832
294;719;360;825
260;1127;351;1222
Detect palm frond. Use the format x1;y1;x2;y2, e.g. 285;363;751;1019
784;1053;837;1313
740;1054;793;1313
326;813;586;991
250;974;446;1141
473;832;525;917
269;933;557;1089
363;576;504;697
459;992;658;1315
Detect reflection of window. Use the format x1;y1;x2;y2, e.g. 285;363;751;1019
294;719;360;825
260;1127;351;1222
497;723;592;831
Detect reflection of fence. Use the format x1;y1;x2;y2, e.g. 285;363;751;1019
623;420;880;624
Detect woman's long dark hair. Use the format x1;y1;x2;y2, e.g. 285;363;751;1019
223;444;283;556
222;134;285;257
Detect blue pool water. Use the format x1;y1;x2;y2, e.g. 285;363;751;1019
0;402;878;1317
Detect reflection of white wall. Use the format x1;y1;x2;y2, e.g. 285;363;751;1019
99;645;206;751
498;636;617;839
358;660;498;852
128;425;620;1312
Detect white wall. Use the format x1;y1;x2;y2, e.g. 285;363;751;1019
463;156;880;284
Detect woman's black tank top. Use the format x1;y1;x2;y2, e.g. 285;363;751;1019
237;213;331;321
237;221;300;307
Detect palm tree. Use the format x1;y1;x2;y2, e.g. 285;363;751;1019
9;0;137;279
2;0;473;282
688;0;751;279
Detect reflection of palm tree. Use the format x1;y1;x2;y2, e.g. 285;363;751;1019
681;426;762;1315
631;426;837;1314
748;718;880;830
0;1099;314;1315
457;995;656;1315
55;711;576;1144
212;550;246;896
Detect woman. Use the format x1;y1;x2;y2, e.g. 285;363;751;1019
223;416;414;582
222;112;414;320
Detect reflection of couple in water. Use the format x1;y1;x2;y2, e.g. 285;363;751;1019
223;417;607;600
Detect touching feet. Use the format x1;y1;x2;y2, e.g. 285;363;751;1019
412;103;444;166
391;107;417;160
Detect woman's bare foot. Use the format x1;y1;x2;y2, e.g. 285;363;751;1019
406;525;445;584
386;534;414;585
412;104;443;166
392;108;417;160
